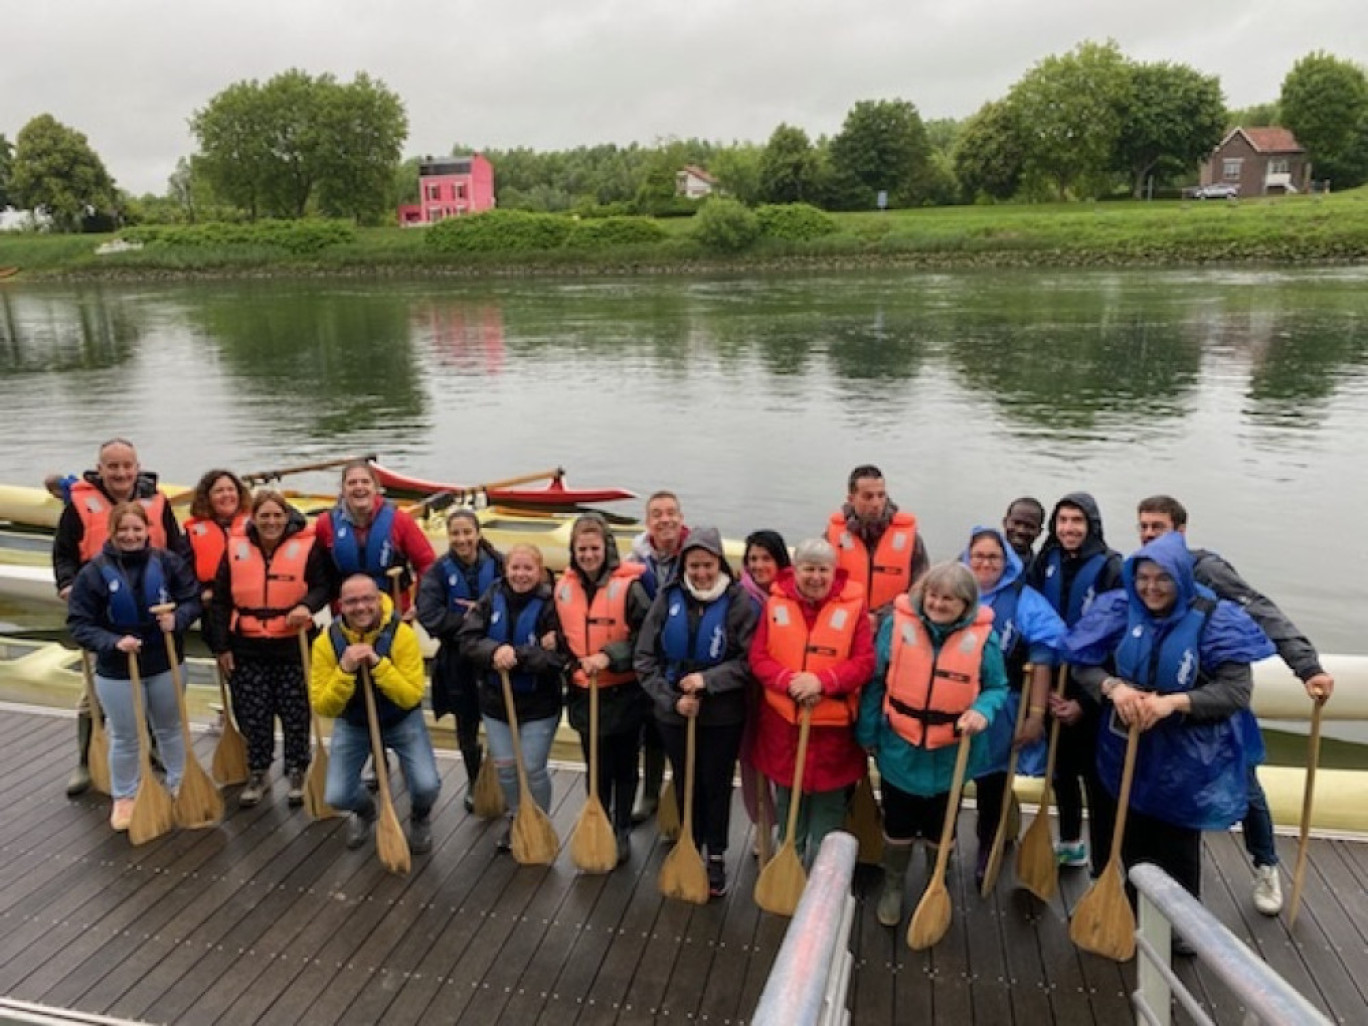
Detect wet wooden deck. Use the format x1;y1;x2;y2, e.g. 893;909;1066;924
0;705;1364;1025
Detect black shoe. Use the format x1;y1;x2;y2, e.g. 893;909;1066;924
463;793;476;814
345;811;374;850
409;816;433;854
974;846;991;891
1172;934;1197;958
707;856;728;898
286;769;305;808
616;829;631;866
496;823;512;853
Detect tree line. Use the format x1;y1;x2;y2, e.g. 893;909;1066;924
1;47;1365;232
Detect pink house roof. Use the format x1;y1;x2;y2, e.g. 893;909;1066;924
680;165;717;183
1221;126;1305;154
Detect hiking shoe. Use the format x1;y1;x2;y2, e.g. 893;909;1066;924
1253;864;1283;916
616;829;631;867
409;816;433;854
1055;839;1089;868
707;856;728;898
239;771;269;808
345;811;374;849
109;798;135;832
286;770;305;808
463;793;476;814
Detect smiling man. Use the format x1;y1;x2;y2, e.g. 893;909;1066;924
825;464;930;619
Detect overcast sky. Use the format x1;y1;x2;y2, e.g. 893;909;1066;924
3;0;1361;196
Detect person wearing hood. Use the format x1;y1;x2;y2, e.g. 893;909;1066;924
313;460;435;618
53;438;189;798
417;509;505;814
66;501;201;832
1063;531;1274;906
857;562;1008;928
825;464;931;620
748;538;875;864
555;515;653;863
208;489;336;809
1025;491;1124;871
960;527;1067;887
635;527;758;898
183;469;251;601
1137;494;1335;917
626;490;688;822
311;574;440;854
738;529;792;846
460;543;569;849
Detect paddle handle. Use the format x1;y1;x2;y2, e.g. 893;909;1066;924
80;650;101;716
473;466;564;493
498;669;537;802
783;708;813;842
1104;723;1142;875
297;629;327;746
588;671;601;802
930;731;973;881
359;666;395;797
127;652;155;778
680;714;698;844
152;610;195;750
982;674;1033;894
1288;698;1325;926
1035;665;1071;817
242;453;378;486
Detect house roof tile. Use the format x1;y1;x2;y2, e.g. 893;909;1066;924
1238;127;1304;153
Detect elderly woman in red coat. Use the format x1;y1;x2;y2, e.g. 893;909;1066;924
748;537;875;863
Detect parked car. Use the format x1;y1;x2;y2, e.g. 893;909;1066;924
1185;183;1240;200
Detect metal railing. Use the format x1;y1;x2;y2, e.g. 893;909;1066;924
1130;863;1332;1026
751;831;859;1026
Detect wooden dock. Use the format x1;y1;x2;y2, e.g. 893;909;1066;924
0;706;1364;1025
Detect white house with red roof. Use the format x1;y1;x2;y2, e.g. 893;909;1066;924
675;165;717;200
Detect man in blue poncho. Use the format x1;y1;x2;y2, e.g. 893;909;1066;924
1064;532;1274;908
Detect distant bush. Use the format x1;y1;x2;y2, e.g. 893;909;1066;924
755;203;838;241
120;219;354;254
633;195;703;219
425;210;574;253
691;198;760;253
566;216;668;248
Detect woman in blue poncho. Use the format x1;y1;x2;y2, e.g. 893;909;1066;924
1064;531;1273;899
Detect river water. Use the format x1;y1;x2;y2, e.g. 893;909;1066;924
2;268;1366;658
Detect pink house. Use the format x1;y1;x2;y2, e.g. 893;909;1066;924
398;154;495;225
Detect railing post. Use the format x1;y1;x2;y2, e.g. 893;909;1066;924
1135;888;1173;1026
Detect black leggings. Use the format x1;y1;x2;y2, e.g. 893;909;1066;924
1123;808;1202;900
578;728;640;832
880;778;955;844
1054;714;1111;863
657;720;743;857
230;657;310;774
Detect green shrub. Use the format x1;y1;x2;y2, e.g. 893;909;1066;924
691;198;760;253
566;216;668;249
118;219;354;254
755;203;838;241
425;209;574;253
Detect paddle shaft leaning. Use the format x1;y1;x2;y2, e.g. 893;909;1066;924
981;673;1033;896
570;671;617;873
1068;722;1140;961
498;668;560;864
658;712;710;903
81;650;111;795
1015;664;1069;901
908;729;973;950
126;651;175;845
359;665;411;874
297;629;338;820
1287;697;1326;927
242;453;378;486
150;605;223;828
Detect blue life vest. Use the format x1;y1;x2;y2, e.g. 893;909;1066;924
659;586;731;686
97;553;168;634
1037;549;1106;627
437;552;498;611
329;503;399;585
986;580;1028;688
1097;592;1250;830
487;589;545;693
328;609;407;728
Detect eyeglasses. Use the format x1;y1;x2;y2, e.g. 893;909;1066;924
340;595;379;607
968;554;1004;564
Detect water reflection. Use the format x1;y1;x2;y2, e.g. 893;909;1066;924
0;287;141;372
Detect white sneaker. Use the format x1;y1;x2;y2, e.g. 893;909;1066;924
1253;864;1283;916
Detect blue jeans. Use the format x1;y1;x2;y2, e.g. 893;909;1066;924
1244;764;1278;868
325;709;441;818
482;713;557;814
95;667;186;800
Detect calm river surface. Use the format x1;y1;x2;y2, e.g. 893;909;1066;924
2;267;1366;656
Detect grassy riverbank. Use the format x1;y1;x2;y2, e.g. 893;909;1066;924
4;189;1368;279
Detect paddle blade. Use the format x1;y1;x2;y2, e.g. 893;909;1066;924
511;802;560;866
659;834;710;904
908;880;954;950
211;722;249;787
304;749;337;821
753;842;808;917
571;797;618;874
472;753;506;819
375;800;411;875
129;776;176;846
1015;812;1058;901
172;760;224;829
846;774;884;865
1069;862;1136;961
88;721;111;796
657;778;680;841
1006;791;1022;839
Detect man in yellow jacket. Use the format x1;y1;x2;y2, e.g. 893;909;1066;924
310;574;441;852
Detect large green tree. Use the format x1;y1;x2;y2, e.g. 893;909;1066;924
953;99;1025;201
1280;51;1368;189
827;99;932;208
758;124;819;203
315;73;408;223
1116;61;1226;196
9;115;115;231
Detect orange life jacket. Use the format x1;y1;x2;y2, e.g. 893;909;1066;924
184;513;247;585
762;578;865;726
555;561;646;687
227;524;316;639
883;595;993;749
826;509;918;609
71;479;169;564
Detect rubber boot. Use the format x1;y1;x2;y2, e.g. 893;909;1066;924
460;742;482;813
632;743;665;824
877;839;914;927
66;712;93;798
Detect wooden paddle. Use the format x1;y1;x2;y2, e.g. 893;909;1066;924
150;606;223;829
80;651;111;795
126;652;175;845
1287;696;1326;927
499;669;560;865
297;630;338;821
980;680;1033;896
755;771;773;866
359;665;410;875
472;746;505;818
1069;722;1140;961
657;776;681;841
908;730;974;950
847;769;884;866
754;708;813;917
658;714;709;904
466;466;564;494
210;663;249;787
1016;665;1069;901
242;453;378;486
571;671;618;873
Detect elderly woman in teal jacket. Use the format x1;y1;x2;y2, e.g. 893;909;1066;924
857;561;1009;928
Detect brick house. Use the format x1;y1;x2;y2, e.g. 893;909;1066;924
675;165;717;200
1199;127;1312;196
398;154;495;225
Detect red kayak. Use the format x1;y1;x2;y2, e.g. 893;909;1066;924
368;462;636;507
